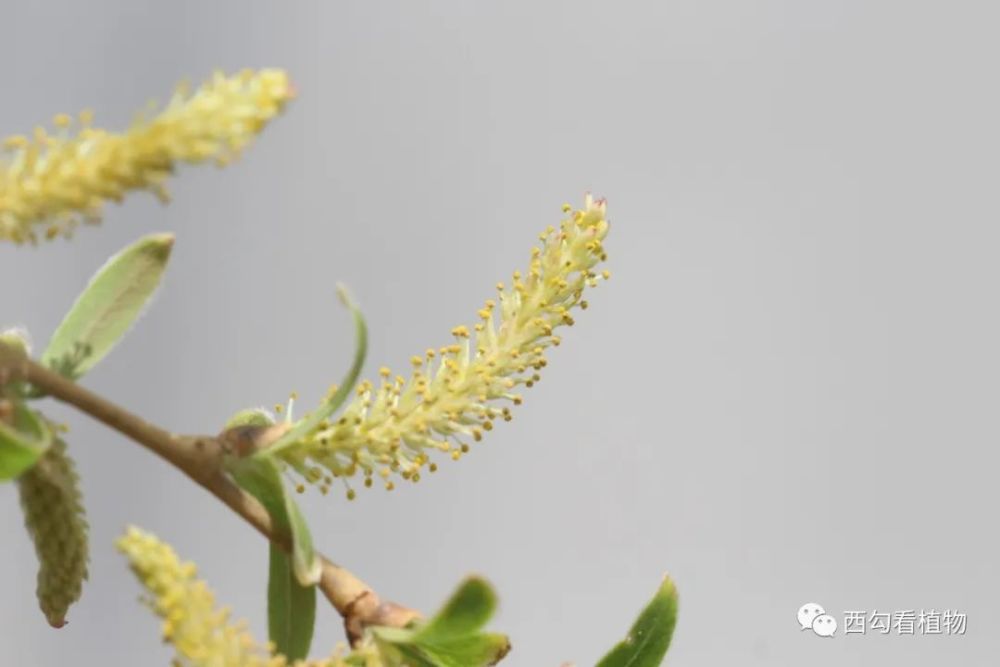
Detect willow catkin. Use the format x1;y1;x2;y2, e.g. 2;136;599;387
117;526;380;667
276;194;610;498
18;438;89;628
0;69;294;244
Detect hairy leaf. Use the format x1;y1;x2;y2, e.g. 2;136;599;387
596;575;679;667
42;233;173;379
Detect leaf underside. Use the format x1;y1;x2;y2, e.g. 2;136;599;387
41;233;173;380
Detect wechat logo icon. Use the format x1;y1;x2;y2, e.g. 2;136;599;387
798;602;837;638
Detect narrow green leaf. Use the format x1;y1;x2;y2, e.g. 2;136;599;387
227;456;321;586
596;575;679;667
268;544;316;661
41;233;174;379
0;402;53;481
283;490;320;586
414;577;498;642
264;285;367;457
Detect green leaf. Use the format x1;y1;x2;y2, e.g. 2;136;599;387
414;577;498;642
596;575;679;667
0;402;53;481
41;233;174;379
227;456;320;586
264;285;367;457
375;631;511;667
412;634;511;667
267;543;316;661
228;456;319;657
372;577;511;667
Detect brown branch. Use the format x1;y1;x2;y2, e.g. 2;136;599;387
0;342;420;643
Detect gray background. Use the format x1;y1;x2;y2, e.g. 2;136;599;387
1;1;997;665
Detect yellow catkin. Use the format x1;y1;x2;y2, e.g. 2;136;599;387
18;438;89;628
117;527;382;667
0;69;294;245
278;194;610;492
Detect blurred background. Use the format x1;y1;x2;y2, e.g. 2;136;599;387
1;1;998;665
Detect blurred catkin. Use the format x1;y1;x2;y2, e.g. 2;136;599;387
18;438;89;628
117;527;381;667
0;69;293;245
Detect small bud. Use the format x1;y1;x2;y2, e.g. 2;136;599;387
0;327;32;357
